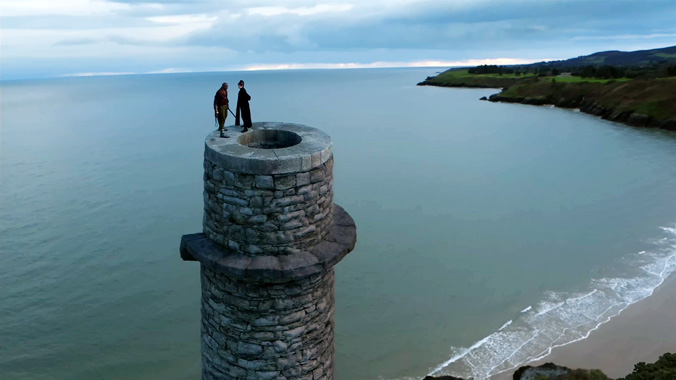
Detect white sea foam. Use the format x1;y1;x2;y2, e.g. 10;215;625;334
498;320;513;331
427;224;676;380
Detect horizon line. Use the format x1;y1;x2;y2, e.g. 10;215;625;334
3;58;555;81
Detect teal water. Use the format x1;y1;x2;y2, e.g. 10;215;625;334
1;68;675;380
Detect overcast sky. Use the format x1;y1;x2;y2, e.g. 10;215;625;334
1;0;675;80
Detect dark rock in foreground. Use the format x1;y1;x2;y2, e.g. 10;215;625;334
423;353;676;380
512;362;572;379
422;362;572;380
422;375;464;380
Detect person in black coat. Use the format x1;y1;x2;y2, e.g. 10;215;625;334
235;80;252;132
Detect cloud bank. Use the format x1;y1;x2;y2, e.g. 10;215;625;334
1;0;674;79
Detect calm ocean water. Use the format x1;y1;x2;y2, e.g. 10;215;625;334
1;68;675;380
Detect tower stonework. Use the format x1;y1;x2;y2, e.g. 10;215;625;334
180;122;357;380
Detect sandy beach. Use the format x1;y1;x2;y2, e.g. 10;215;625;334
492;273;676;379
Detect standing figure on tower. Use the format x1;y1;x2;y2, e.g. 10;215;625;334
235;80;252;133
213;82;229;138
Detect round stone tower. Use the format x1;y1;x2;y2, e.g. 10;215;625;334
180;122;357;380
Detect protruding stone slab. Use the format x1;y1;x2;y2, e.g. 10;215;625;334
181;204;357;281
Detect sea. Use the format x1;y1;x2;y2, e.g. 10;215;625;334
1;68;675;380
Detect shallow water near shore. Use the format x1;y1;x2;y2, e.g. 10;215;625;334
1;68;676;380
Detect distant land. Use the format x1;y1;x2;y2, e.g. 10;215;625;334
418;46;676;130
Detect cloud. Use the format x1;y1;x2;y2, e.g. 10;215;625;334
63;71;135;77
146;14;217;24
0;0;129;17
178;0;675;54
240;58;548;71
1;0;675;80
572;33;676;41
247;4;352;17
146;67;194;74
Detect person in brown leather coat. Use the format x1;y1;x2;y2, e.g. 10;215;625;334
213;82;229;138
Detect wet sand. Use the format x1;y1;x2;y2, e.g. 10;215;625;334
491;273;676;380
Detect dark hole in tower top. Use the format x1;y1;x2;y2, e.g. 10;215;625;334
238;129;303;149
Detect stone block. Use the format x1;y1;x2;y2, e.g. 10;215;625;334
296;172;310;186
282;366;302;378
222;170;236;185
237;342;263;357
277;210;305;223
256;371;282;380
243;244;263;255
297;185;312;195
283;326;306;340
250;196;263;208
235;173;255;189
253;315;279;327
312;367;324;380
294;225;316;239
310;168;325;183
237;358;266;370
226;365;247;378
273;340;289;352
275;175;296;190
255;175;274;189
248;215;267;224
274;298;294;310
311;151;321;168
251;331;275;341
304;191;319;201
227;240;240;251
219;188;239;197
281;219;304;231
223;196;248;207
280;310;306;325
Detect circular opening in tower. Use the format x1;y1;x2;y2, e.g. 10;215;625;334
237;129;302;149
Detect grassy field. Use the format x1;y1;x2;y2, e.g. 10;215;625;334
549;76;631;83
419;68;676;124
421;71;517;88
496;79;676;121
421;68;633;88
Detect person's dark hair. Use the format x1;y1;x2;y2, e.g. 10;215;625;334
238;80;244;86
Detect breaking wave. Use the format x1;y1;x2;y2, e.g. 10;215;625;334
427;225;676;380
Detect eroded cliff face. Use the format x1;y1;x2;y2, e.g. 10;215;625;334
420;70;676;132
486;92;676;131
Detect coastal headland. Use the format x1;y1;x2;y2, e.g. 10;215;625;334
418;46;676;131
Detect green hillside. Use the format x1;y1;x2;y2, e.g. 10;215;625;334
418;46;676;130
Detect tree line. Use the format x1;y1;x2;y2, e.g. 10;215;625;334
467;63;676;79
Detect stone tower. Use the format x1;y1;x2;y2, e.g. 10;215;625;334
180;122;357;380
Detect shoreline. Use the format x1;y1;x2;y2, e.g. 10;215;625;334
489;272;676;380
483;92;676;132
417;79;676;132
